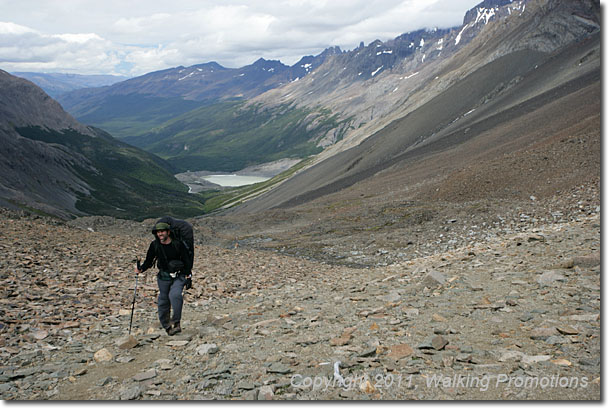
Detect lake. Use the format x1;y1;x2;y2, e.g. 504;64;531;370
202;174;270;187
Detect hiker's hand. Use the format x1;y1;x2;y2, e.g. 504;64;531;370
134;258;142;275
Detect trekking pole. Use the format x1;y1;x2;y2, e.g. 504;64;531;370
129;258;141;335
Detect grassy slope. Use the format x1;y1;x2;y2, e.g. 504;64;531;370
125;101;352;172
71;94;209;140
16;126;207;220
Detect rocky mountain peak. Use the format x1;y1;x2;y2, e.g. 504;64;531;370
248;58;289;74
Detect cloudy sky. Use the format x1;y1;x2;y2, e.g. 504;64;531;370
1;0;485;77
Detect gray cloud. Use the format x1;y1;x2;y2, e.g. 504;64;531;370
0;0;484;76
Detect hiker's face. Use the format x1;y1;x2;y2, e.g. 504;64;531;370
157;229;169;241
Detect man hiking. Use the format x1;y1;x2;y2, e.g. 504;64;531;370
135;221;192;335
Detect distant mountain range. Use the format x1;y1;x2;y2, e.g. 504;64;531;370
1;0;600;219
10;72;128;99
56;0;600;177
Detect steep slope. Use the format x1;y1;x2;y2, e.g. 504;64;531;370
0;70;206;219
251;0;599;157
232;0;600;214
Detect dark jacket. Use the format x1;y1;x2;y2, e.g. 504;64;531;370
140;239;192;275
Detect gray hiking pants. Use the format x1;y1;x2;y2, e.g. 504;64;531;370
157;274;186;330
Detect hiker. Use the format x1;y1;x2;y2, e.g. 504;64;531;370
156;216;194;290
135;221;192;335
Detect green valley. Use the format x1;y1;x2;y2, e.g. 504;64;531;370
124;101;353;172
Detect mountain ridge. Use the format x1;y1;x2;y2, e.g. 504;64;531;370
231;0;600;213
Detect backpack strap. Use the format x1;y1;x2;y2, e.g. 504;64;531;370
155;239;184;272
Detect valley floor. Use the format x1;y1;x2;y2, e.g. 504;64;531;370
0;197;600;400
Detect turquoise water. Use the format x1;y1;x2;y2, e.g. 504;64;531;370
202;174;270;187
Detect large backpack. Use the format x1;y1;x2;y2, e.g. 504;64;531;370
156;216;194;285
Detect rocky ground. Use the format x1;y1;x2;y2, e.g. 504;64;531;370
0;182;601;400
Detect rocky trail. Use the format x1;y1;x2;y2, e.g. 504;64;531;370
0;196;601;400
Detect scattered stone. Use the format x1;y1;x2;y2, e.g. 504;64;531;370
330;327;356;346
403;308;419;318
388;344;414;360
551;359;572;366
355;346;376;358
432;313;447;322
521;355;552;365
420;270;446;288
519;313;534;322
73;368;87;376
116;335;138;350
119;384;142;400
267;362;291;375
572;253;601;267
133;369;157;382
431;335;449;351
536;270;567;286
197;343;219;355
93;348;113;362
380;290;401;303
31;330;48;340
530;327;558;340
166;340;189;347
556;326;579;335
258;385;274;400
237;380;256;391
563;314;599;322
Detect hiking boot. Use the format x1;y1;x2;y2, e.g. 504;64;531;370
161;312;170;330
168;322;181;336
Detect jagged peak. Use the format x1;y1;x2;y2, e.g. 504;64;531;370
320;46;343;56
251;57;287;67
463;0;520;26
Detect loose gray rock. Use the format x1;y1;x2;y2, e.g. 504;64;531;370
258;385;275;400
197;343;219;355
119;384;142;400
133;369;157;382
420;270;447;288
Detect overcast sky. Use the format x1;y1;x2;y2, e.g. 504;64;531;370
1;0;487;77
